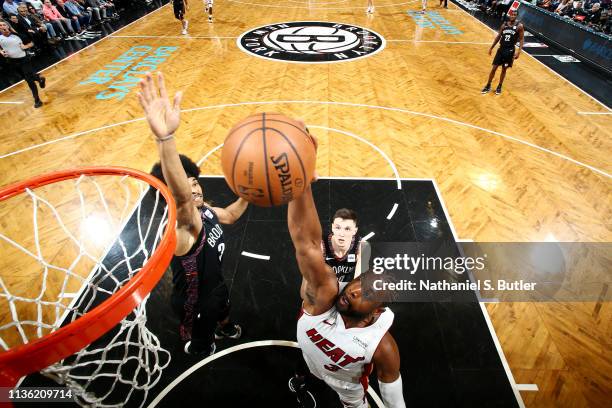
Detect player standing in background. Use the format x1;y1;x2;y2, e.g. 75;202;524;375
322;208;370;292
366;0;374;14
481;9;524;95
204;0;213;22
171;0;189;35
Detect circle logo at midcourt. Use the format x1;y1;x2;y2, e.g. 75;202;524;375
237;22;386;63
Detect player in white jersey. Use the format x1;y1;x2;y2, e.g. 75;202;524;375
287;130;406;408
204;0;213;22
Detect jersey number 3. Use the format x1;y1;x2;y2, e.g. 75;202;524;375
217;243;225;262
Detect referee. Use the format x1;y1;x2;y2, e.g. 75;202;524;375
0;20;45;108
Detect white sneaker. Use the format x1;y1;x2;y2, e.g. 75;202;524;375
181;28;187;35
208;16;213;23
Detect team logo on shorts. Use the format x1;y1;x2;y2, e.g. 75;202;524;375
237;22;386;63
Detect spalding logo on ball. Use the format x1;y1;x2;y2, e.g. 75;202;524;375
221;113;316;207
237;21;386;63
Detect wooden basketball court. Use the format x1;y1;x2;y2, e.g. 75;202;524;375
0;1;610;407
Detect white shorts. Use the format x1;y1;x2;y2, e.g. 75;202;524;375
329;381;368;408
314;374;368;408
204;0;213;5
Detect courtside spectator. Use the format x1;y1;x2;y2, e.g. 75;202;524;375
42;0;77;38
54;0;84;33
27;0;44;11
555;0;572;13
25;2;58;39
64;0;92;30
3;0;19;15
16;3;59;46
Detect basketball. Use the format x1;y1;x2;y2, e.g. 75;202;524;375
221;113;316;207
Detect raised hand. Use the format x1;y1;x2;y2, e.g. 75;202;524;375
137;72;183;140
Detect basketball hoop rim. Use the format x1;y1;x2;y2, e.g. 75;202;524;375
0;166;177;388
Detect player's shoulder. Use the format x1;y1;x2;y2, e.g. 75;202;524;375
373;331;399;360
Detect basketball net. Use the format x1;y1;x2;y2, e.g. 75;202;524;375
0;169;174;407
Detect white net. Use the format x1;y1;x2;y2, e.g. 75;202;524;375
0;172;172;407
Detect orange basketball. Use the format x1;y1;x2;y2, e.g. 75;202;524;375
221;113;316;207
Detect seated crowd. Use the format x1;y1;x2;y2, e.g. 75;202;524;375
466;0;611;34
535;0;610;33
1;0;120;52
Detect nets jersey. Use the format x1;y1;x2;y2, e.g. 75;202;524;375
297;306;394;389
500;23;520;50
171;206;225;299
322;234;361;290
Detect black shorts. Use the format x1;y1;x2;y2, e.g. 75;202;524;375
493;47;515;68
173;0;185;20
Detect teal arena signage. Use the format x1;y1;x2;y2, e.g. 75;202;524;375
407;11;463;35
79;45;179;100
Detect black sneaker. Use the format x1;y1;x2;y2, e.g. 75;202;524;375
495;85;502;95
215;323;242;339
481;84;491;94
184;341;216;357
34;100;43;108
39;77;46;89
288;376;316;408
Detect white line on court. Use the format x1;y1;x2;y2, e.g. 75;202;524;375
146;340;384;408
453;3;611;111
108;37;487;44
386;203;399;220
577;112;612;115
241;251;271;260
362;232;375;241
3;101;609;179
431;177;526;408
309;125;403;189
387;39;490;45
197;143;224;167
517;384;539;392
0;4;170;96
0;101;24;104
228;0;417;9
109;35;239;39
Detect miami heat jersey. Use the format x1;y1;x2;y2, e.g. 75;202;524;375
322;233;361;289
297;306;394;388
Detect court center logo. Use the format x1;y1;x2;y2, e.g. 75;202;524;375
237;22;386;63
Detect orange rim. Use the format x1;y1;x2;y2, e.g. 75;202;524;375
0;167;177;387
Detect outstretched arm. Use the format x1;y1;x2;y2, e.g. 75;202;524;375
213;197;248;225
288;184;338;315
373;332;406;408
138;72;202;256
